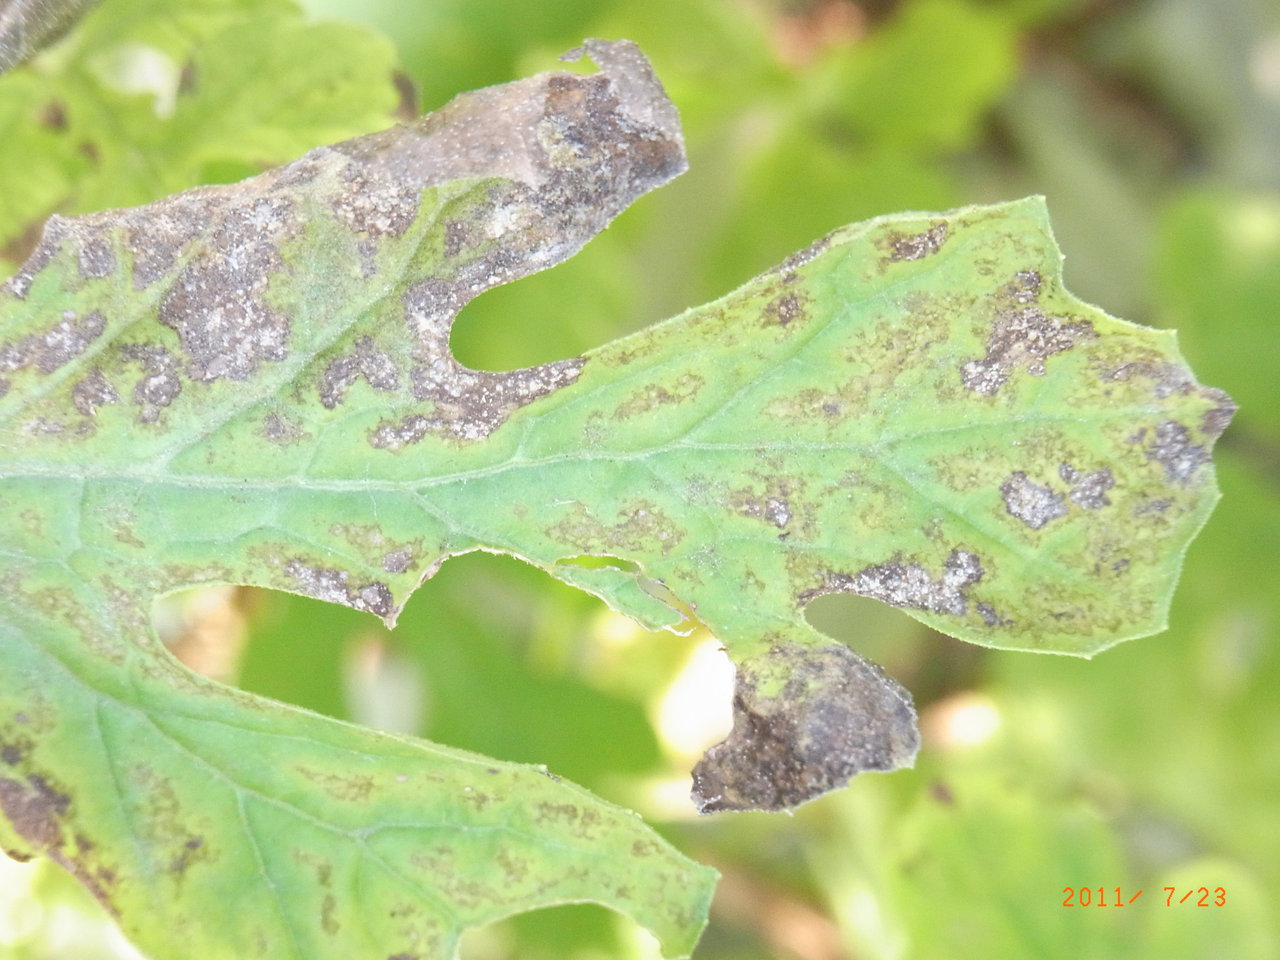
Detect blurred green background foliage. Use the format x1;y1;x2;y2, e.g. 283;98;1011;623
1;0;1277;957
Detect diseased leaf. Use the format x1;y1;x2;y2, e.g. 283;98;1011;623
0;33;1233;960
0;39;711;960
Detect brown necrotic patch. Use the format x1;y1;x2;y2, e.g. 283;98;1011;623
1140;420;1209;485
158;196;295;382
1000;470;1068;529
318;336;402;409
120;344;181;423
761;292;806;327
1059;462;1114;509
547;501;685;556
1;734;32;767
691;643;918;812
802;549;984;616
1200;390;1237;438
961;271;1096;395
0;773;118;913
282;559;394;619
128;764;214;886
882;222;948;262
612;372;703;419
260;410;308;446
71;369;120;417
0;309;107;378
0;774;68;852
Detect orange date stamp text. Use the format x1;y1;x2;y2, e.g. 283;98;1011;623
1061;887;1227;907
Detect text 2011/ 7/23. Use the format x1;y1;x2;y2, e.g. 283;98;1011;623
1061;887;1227;907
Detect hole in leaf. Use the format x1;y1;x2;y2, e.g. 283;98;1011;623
448;206;667;373
556;553;641;573
151;584;248;686
802;593;988;706
459;902;644;960
207;552;676;798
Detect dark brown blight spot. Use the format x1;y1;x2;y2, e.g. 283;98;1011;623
962;271;1095;395
691;643;918;812
884;222;948;262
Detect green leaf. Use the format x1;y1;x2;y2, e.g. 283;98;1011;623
0;33;1231;960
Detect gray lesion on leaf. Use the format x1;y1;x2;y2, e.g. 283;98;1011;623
400;280;587;441
327;171;422;240
76;235;116;279
1001;470;1069;529
1138;421;1210;485
318;336;402;409
0;309;107;377
0;774;68;853
120;344;182;423
883;222;948;262
367;413;435;451
961;270;1096;395
125;204;206;289
760;292;806;327
259;410;308;446
729;480;796;531
304;38;685;446
381;547;415;575
691;643;918;812
5;40;685;447
1059;462;1114;509
1200;391;1237;439
71;369;120;417
282;559;395;619
804;549;985;617
771;235;831;280
157;196;295;382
